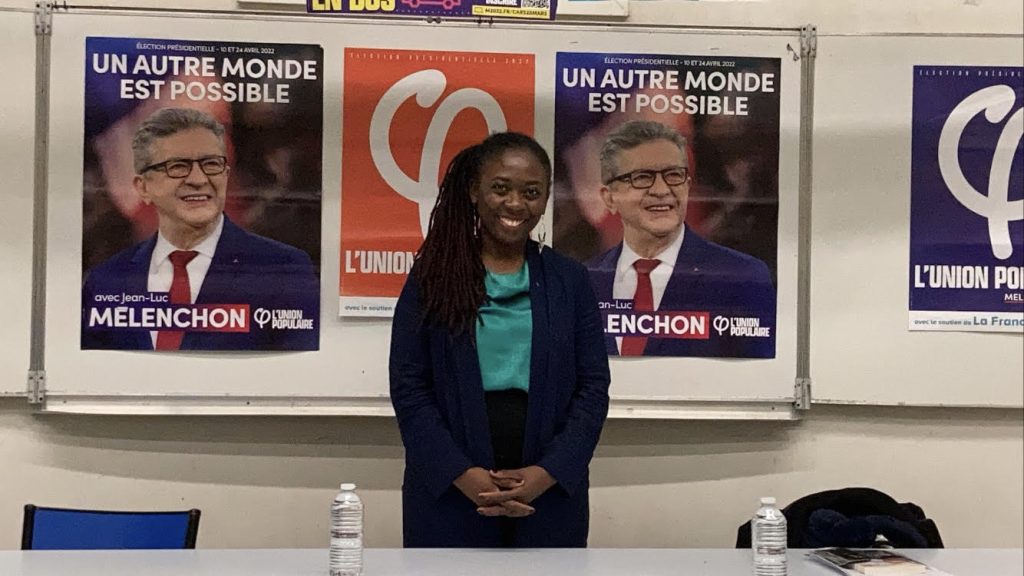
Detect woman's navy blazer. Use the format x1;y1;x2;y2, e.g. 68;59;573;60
389;242;611;548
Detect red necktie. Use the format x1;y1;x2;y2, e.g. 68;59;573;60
621;258;660;356
155;250;199;351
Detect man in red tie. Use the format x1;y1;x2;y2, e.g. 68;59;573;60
81;107;320;351
586;120;776;358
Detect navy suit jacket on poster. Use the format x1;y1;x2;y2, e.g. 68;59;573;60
389;242;611;548
587;225;776;358
81;215;319;351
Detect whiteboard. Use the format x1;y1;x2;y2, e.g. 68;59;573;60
0;9;35;397
810;34;1024;407
40;9;803;417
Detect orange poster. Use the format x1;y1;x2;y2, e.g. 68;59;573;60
340;48;535;316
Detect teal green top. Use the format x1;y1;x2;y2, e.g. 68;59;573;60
476;264;532;393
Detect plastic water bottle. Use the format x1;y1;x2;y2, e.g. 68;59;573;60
752;496;787;576
330;483;363;576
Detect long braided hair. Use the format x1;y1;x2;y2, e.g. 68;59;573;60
413;132;551;335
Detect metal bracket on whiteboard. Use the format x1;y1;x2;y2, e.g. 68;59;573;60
30;0;54;407
794;378;812;411
27;371;46;404
800;24;817;58
35;1;54;35
795;24;817;413
423;16;492;25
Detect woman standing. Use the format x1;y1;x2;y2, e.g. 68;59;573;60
389;132;611;548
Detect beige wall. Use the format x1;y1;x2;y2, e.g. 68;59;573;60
0;0;1021;551
1;400;1022;549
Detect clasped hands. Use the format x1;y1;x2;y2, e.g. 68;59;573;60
454;465;556;518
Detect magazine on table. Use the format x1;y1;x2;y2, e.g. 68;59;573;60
809;548;951;576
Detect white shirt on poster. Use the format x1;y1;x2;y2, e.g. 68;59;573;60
611;225;686;354
146;213;224;348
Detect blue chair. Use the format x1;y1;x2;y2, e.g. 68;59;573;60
21;504;201;550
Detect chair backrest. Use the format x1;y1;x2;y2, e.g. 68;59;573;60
22;505;201;550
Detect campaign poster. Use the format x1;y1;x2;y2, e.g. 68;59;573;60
81;37;323;351
340;48;535;316
909;66;1024;332
307;0;557;20
554;52;781;358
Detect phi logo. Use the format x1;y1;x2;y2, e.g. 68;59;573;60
938;84;1023;260
369;69;507;236
253;308;271;329
713;315;730;335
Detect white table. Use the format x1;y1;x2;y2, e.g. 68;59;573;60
0;548;1019;575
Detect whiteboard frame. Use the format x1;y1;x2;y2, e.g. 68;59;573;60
29;6;807;419
40;393;798;419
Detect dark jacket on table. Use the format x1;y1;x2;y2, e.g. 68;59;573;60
389;242;611;547
735;487;944;549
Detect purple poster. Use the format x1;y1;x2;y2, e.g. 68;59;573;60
80;37;323;351
553;52;780;358
307;0;556;20
909;66;1024;332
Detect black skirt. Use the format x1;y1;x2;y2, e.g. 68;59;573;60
484;389;528;547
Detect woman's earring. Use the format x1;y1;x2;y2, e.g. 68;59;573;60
473;211;481;239
535;220;547;253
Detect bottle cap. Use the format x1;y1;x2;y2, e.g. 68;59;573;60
760;496;776;505
340;483;357;491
